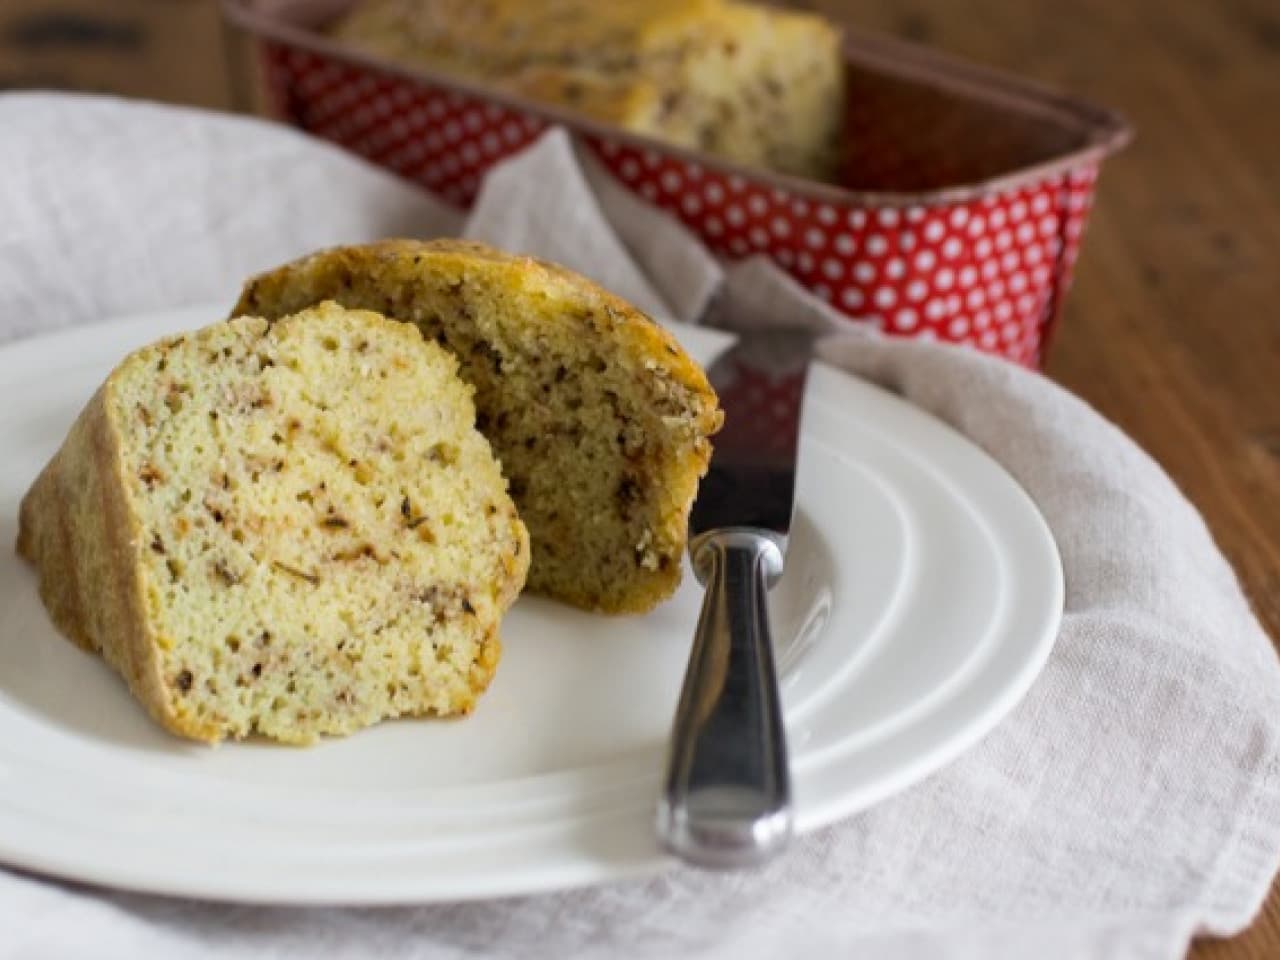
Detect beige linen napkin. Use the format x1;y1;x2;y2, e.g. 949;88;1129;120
2;93;1279;960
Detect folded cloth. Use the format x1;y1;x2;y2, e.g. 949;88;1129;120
2;93;1279;960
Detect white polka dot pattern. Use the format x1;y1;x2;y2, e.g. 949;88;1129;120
263;43;1103;368
266;46;547;208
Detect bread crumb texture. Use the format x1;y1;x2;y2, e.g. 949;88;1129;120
17;303;528;744
233;239;723;614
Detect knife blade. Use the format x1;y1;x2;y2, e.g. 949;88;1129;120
656;328;814;869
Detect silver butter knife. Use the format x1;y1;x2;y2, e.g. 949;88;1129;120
656;328;814;869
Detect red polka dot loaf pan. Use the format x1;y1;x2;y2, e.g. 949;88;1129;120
222;0;1130;368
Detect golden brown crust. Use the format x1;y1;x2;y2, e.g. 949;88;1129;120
235;239;718;421
232;239;722;614
332;0;843;179
333;0;722;83
19;306;527;744
17;386;219;742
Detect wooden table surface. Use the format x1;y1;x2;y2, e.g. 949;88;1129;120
3;0;1276;954
812;0;1279;956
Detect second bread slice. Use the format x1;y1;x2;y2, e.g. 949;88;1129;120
233;239;722;615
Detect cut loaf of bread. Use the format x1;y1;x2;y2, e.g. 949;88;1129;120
332;0;844;180
233;239;722;614
17;303;529;744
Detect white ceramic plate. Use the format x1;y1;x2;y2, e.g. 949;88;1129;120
0;304;1062;904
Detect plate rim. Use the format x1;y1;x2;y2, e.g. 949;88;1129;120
0;303;1063;904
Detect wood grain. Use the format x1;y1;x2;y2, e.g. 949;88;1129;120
5;0;1277;953
809;1;1280;956
0;0;237;108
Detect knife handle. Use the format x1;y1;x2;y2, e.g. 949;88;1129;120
656;529;793;868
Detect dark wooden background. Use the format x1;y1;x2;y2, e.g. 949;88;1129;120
3;0;1278;955
818;3;1280;956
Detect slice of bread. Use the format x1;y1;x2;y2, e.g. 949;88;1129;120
17;303;528;744
233;239;722;614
